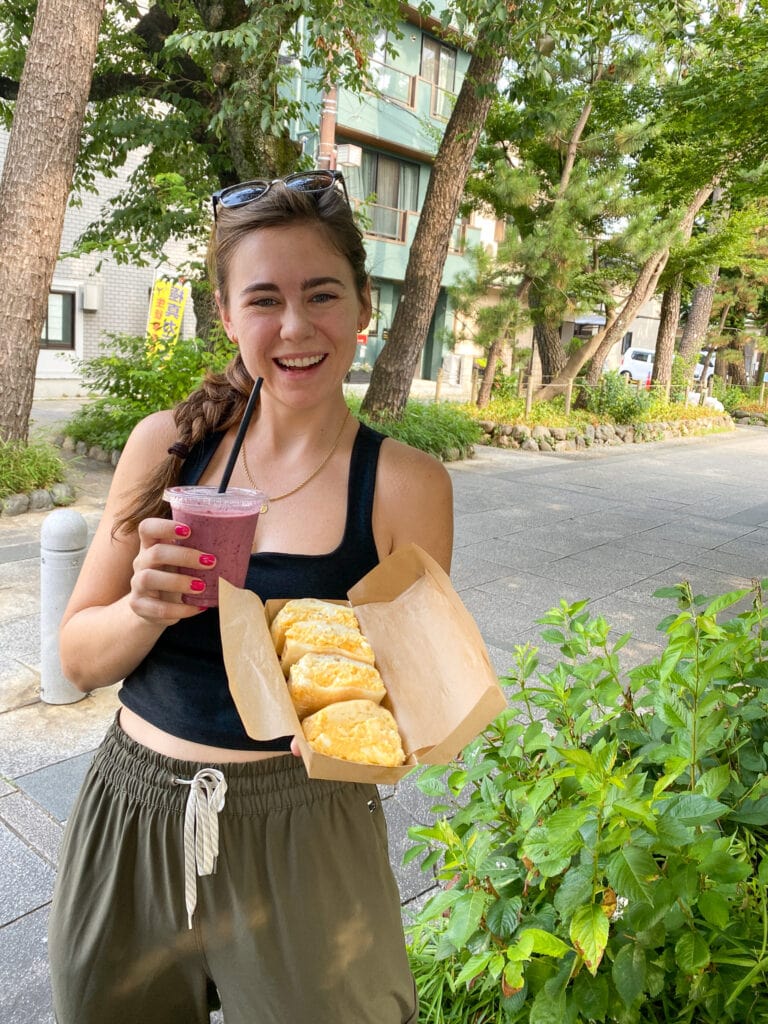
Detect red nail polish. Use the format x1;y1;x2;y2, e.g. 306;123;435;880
175;524;191;538
190;579;206;592
199;554;216;567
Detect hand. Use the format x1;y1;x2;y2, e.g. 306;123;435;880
127;517;215;626
290;736;302;758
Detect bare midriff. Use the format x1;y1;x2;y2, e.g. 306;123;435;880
119;707;291;763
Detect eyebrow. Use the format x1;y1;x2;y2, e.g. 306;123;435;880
240;276;347;298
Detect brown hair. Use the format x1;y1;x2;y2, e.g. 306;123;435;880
113;180;368;536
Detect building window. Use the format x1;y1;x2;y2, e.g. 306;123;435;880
347;152;420;241
420;36;457;119
370;30;415;107
40;291;76;350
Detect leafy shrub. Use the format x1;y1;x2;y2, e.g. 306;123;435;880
350;396;482;460
407;582;768;1023
583;371;653;424
63;333;235;451
0;438;67;498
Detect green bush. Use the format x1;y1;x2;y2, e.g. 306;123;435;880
63;333;235;451
407;582;768;1023
583;371;653;424
350;396;482;460
0;438;67;499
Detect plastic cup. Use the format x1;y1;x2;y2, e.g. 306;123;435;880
164;486;267;608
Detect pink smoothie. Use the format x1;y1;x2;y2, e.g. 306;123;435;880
164;487;266;608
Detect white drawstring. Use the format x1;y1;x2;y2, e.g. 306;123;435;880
174;768;227;929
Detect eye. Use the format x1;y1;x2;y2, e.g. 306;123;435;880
250;296;278;308
310;292;337;304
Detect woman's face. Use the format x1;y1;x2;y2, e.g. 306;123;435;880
217;222;370;408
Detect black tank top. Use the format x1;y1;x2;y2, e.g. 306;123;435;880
119;421;386;750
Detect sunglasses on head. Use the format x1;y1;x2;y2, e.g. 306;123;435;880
211;169;349;221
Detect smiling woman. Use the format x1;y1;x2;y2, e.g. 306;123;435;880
48;171;453;1024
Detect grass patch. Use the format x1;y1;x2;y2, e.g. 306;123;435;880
0;438;67;499
349;396;482;460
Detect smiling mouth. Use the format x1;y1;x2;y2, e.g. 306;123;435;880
275;354;327;370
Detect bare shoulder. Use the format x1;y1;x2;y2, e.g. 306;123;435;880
103;409;177;512
374;435;454;571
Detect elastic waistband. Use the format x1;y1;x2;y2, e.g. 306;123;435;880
93;716;352;816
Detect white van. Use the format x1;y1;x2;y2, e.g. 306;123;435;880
619;348;654;382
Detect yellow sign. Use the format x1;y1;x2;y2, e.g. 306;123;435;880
146;278;187;350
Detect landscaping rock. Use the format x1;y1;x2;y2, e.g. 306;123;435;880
50;483;76;506
2;493;30;516
28;489;54;511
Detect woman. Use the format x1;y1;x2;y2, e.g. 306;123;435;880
48;170;453;1024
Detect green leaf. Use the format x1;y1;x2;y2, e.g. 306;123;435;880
606;846;659;904
665;793;729;826
675;930;711;973
454;951;494;988
612;942;646;1007
524;927;572;957
486;896;521;940
703;588;752;616
554;865;593;921
698;890;730;930
444;890;488;949
694;764;732;799
570;904;609;975
698;848;752;884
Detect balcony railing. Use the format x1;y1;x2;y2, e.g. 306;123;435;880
368;59;416;108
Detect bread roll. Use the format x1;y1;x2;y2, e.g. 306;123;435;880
270;599;359;655
302;699;406;767
280;620;375;675
288;653;386;719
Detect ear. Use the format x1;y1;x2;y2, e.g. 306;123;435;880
214;289;237;344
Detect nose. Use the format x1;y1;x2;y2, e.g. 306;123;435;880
280;302;314;342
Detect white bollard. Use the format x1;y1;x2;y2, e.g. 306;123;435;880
40;509;88;704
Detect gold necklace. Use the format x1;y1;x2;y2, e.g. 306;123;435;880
240;408;351;511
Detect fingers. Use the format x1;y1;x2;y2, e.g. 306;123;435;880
290;736;303;758
129;517;217;624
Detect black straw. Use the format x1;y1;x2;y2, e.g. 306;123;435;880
217;377;263;493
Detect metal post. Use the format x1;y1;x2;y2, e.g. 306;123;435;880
40;509;88;704
435;367;443;403
525;371;534;416
564;380;573;416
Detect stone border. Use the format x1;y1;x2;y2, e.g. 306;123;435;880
475;413;735;452
0;435;120;519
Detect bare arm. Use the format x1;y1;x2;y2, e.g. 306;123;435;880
373;438;454;573
59;412;215;691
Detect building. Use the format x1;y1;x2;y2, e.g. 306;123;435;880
296;7;492;389
0;134;197;399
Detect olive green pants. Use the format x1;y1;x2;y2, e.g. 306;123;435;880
49;718;417;1024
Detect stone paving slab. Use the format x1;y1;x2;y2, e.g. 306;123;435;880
0;791;63;866
0;825;56;926
15;751;97;825
0;907;54;1024
0;688;120;778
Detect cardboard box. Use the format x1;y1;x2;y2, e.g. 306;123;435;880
219;544;507;783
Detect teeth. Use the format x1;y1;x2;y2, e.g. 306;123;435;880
278;355;324;368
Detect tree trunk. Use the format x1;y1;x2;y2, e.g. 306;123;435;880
534;320;567;381
651;275;683;386
360;42;505;420
477;335;505;407
534;185;714;403
0;0;105;442
679;267;720;361
583;308;619;386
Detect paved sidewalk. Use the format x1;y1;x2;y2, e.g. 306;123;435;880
2;401;768;1022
